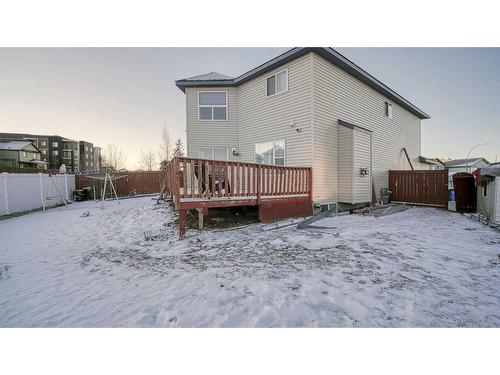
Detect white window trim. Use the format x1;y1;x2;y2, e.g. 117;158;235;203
199;147;229;161
198;91;228;122
266;68;289;98
255;139;286;166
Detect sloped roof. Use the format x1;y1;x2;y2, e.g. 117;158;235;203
180;71;234;82
419;156;444;165
0;140;35;151
444;158;489;167
480;163;500;177
175;47;430;119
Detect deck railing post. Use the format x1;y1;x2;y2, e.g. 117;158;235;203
308;167;313;202
256;164;261;204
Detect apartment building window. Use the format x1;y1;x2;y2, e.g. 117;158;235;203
255;140;285;165
52;150;58;156
42;150;47;155
52;141;58;147
385;102;393;119
266;69;288;97
40;141;46;146
199;147;228;160
198;92;227;121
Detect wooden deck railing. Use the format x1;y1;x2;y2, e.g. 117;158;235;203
161;157;312;206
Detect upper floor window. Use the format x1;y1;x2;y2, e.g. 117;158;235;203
198;92;227;121
52;141;58;147
255;140;285;165
52;150;59;156
40;141;46;146
385;102;393;119
266;69;288;97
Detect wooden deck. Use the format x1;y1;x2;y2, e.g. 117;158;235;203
160;157;313;237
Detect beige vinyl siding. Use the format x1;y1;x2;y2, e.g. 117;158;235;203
312;52;424;202
337;125;353;203
238;54;313;167
353;128;372;203
496;182;500;222
185;87;239;160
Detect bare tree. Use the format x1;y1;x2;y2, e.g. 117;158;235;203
173;138;185;158
158;124;173;169
102;143;128;171
139;148;157;171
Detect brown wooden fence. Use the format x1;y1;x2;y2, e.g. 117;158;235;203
76;171;163;198
389;170;449;207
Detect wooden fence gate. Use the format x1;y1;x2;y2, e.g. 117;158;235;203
389;170;448;207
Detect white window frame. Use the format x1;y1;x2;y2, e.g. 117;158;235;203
385;101;393;119
199;147;229;160
198;91;228;122
266;68;288;98
255;139;286;166
52;150;59;156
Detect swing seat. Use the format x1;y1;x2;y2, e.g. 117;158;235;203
46;194;63;200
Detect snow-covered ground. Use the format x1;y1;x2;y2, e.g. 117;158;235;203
1;196;499;327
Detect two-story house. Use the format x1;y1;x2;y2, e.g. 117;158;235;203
175;47;430;210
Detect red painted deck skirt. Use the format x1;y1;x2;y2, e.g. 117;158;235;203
160;157;313;237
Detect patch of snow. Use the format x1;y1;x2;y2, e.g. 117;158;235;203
0;197;499;327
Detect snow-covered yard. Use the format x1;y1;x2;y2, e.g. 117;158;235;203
1;196;499;327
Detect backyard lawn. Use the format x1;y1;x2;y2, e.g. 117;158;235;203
0;196;499;327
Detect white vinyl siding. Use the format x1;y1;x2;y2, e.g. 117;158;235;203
496;182;500;222
184;51;426;206
312;52;424;203
239;54;313;168
352;128;372;203
185;87;239;160
337;125;353;203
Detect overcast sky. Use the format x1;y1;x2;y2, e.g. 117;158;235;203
1;48;499;168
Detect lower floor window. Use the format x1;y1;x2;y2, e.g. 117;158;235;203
199;147;228;160
255;140;285;165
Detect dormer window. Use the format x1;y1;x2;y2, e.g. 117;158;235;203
266;69;288;97
198;91;228;121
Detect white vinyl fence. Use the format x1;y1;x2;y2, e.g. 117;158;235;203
0;173;75;215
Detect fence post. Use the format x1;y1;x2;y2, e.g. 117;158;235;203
39;173;44;206
64;174;69;200
2;172;9;214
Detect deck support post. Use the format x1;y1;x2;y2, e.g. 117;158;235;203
197;208;204;230
179;208;186;238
